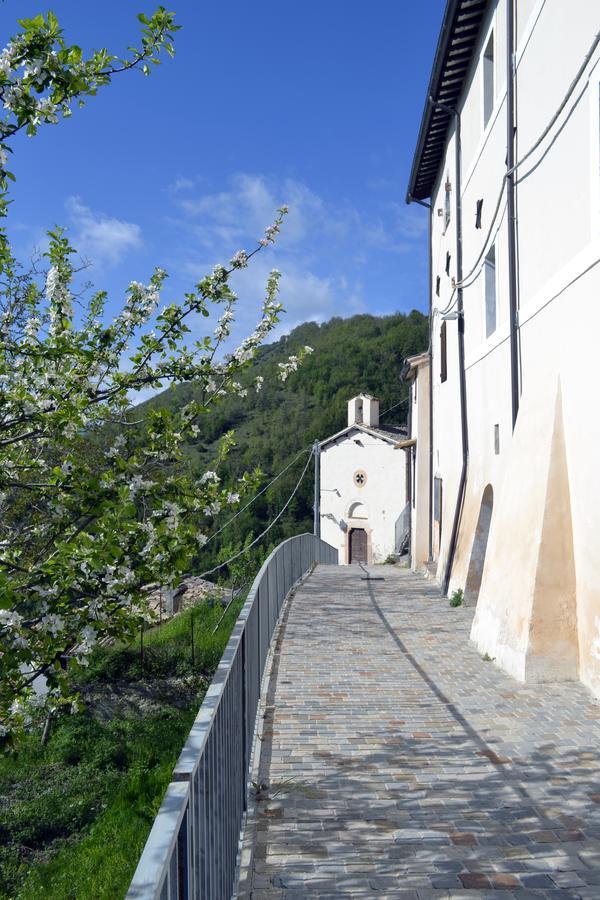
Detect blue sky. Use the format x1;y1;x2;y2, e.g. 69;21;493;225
1;0;445;343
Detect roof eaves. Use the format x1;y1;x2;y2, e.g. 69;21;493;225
406;0;490;203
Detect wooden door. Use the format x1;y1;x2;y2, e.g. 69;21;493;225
349;528;367;563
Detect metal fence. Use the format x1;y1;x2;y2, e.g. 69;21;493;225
127;533;338;900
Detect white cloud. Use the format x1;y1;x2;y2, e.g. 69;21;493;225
65;196;142;266
162;172;424;338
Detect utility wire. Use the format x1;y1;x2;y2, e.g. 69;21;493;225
454;30;600;291
201;444;312;550
509;30;600;177
379;397;409;418
197;449;314;580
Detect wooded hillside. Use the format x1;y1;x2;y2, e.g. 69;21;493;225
145;310;429;577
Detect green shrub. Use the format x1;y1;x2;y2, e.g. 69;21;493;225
449;588;464;608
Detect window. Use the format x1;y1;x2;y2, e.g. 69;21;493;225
353;470;367;488
444;176;452;231
483;31;494;128
484;242;497;337
445;251;451;275
434;477;442;523
494;424;500;455
436;275;440;296
475;199;483;229
440;321;448;383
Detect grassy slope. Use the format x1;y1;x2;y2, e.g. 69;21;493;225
0;598;244;900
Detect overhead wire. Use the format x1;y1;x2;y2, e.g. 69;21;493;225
379;397;409;418
196;448;314;580
200;444;312;550
452;29;600;292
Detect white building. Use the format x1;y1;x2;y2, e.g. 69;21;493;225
405;0;600;694
319;395;408;564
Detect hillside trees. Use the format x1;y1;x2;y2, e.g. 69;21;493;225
0;10;310;743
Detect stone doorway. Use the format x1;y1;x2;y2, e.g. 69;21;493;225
464;485;493;606
349;528;368;564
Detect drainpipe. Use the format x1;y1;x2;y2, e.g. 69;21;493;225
506;0;520;429
429;99;468;597
406;194;434;562
406;385;413;567
313;440;321;538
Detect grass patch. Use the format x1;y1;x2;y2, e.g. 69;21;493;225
0;593;246;899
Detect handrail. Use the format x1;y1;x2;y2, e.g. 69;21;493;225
127;533;338;900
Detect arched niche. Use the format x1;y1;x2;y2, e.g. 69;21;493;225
348;501;368;520
464;484;493;607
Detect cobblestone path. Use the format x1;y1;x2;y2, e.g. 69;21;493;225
237;565;600;899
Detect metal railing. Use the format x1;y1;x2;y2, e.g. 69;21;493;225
127;533;338;900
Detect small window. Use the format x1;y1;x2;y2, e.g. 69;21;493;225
494;423;500;455
445;251;451;275
440;321;448;383
436;275;440;297
483;32;494;128
485;243;497;337
475;199;483;229
434;477;443;522
353;470;367;488
444;177;452;231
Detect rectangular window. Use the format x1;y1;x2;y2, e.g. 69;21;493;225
475;198;483;229
494;423;500;455
440;321;448;382
445;251;451;275
434;477;442;522
484;243;497;337
444;177;452;232
483;31;494;128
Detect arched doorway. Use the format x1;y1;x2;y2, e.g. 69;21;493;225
349;528;368;564
464;485;493;606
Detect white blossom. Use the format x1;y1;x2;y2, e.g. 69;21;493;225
40;613;65;636
0;608;22;630
230;249;248;268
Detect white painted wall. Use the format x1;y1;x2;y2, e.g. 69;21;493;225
320;429;406;564
412;0;600;694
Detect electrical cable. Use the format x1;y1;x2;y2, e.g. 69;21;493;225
200;444;312;550
454;30;600;291
509;30;600;177
379;397;409;418
196;448;314;580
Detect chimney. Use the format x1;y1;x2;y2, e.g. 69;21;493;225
348;394;379;428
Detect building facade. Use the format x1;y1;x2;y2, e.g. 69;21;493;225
319;395;407;564
406;0;600;695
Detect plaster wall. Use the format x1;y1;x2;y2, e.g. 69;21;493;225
319;430;406;564
415;0;600;692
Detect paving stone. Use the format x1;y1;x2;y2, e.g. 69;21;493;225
234;566;600;897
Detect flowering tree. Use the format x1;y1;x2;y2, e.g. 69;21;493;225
0;11;312;743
